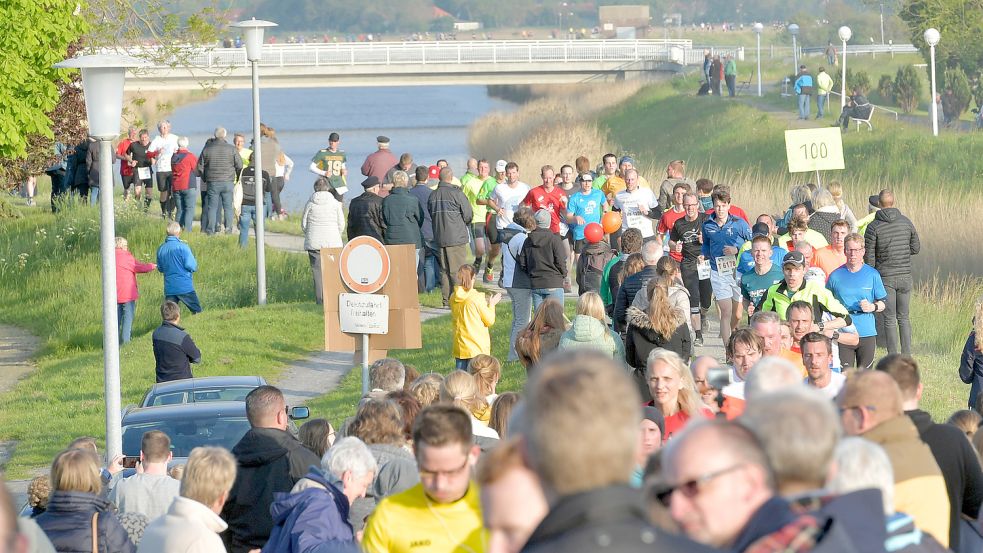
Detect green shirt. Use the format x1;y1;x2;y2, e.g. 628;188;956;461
311;148;346;190
460;171;486;223
725;59;737;76
477;177;499;201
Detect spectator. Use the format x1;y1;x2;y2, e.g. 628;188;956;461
386;390;421;445
152;301;201;383
221;386;320;553
468;354;501;405
633;407;665;486
959;296;983;409
488;392;520;440
36;448;135;553
196;127;242;235
645;349;712;443
138;446;237;553
156;222;201;314
515;299;567;371
439;370;498;442
169;136;198;232
360;136;397;183
520;350;707;552
690;356;721;412
450;265;501;370
409;165;438;293
347;176;386;241
517;209;567;308
864;189;920;355
298;419;335;460
382;170;424;267
501;207;536;361
428;167;474;307
838;371;951;548
408;373;443;408
826;181;858;231
301;178;345;305
237;152;272;248
625;277;692;371
361;405;485;553
630;257;690;331
262;437;377;553
794;65;814;119
367;358;406;399
115;236;156;344
603;227;643;315
614;239;662;332
27;474;51;518
558;291;624;358
476;439;548;553
807;188;840;242
947;410;982;439
109;431;180;521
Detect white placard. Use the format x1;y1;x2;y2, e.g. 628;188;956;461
697;259;711;280
784;128;845;173
137;167;151;180
339;293;389;335
716;256;737;276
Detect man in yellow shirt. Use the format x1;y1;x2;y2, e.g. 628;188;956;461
362;405;486;553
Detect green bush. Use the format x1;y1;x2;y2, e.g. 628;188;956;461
877;74;895;103
833;68;872;96
895;65;923;113
942;66;972;119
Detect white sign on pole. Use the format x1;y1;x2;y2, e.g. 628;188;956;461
339;293;389;334
784;128;845;173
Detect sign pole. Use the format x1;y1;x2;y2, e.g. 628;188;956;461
361;333;370;395
815;169;822;187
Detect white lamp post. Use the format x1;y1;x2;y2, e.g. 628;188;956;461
232;18;277;305
53;54;147;461
838;26;852;110
788;23;800;76
924;27;940;137
753;23;764;97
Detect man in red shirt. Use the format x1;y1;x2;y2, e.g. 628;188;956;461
705;184;750;223
657;181;691;259
522;165;567;234
170;136;199;232
813;219;849;278
116;126;138;201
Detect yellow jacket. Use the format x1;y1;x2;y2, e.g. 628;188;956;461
451;286;495;359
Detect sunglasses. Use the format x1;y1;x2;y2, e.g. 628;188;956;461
652;464;745;506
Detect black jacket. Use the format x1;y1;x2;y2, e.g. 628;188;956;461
521;485;713;553
614;265;659;332
221;427;321;553
907;409;983;550
381;187;424;247
35;491;136;553
197;137;243;183
347;191;386;242
808;210;839;243
427;181;473;247
152;321;201;383
518;228;567;289
240;166;271;207
624;306;692;369
863;207;919;278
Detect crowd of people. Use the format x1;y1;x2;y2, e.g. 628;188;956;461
14;127;983;553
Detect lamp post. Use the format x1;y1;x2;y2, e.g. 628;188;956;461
232;18;277;305
753;23;764;97
788;23;799;76
924;27;940;137
838;26;852;110
53;54;147;461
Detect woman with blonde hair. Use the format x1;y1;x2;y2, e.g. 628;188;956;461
36;448;136;552
808;187;841;242
558;291;624;359
959;296;983;410
450;264;502;370
618;253;646;289
468;354;501;405
624;280;692;370
114;236;156;345
826;181;858;231
439;370;499;439
644;349;712;443
514;299;568;371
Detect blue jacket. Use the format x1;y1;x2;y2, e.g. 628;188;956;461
701;215;751;270
795;73;815;95
156;236;198;295
960;331;983;410
35;491;136;553
262;468;355;553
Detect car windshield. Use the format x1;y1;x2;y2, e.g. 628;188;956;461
122;415;250;457
146;386;254;406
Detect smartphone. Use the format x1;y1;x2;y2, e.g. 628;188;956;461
122;456;140;469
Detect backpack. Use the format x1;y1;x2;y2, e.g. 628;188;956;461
577;243;616;296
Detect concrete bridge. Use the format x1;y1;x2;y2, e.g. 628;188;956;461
122;40;745;90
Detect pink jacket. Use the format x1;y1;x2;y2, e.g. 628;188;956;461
116;248;156;304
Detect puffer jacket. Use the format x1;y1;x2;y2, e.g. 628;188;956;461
35;491;135;553
863;207;920;278
302;191;345;250
196;137;242;183
624;306;692;370
262;468;354;553
349;443;419;531
381;187;424;247
558;315;624;359
614;265;659;332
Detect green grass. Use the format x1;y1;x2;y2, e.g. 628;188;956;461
264;216;305;236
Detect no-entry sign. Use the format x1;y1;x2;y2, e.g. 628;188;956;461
339;236;391;294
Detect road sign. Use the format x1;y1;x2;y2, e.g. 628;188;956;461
339;293;389;334
784;128;845;173
339;236;391;294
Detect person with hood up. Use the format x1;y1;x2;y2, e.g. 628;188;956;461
517;209;568;309
302;178;346;305
558;291;624;359
450;264;502;370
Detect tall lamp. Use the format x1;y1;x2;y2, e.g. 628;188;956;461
53;54;147;460
838;26;852;109
232;18;277;305
788;23;799;75
753;23;764;97
924;28;940;137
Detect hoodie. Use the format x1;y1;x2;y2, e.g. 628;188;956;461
450;287;495;359
262;468;355;553
222;427;321;553
558;315;624;359
863;207;920;278
517;227;567;289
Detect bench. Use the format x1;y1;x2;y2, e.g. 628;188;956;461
850;105;874;131
736;72;753;95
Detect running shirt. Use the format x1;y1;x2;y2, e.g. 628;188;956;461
148;134;179;173
701;215;752;271
740;264;785;310
826;264;887;337
669;215;707;268
460;171;486;223
126;141;152;181
657;207;687;238
814;246;847;278
613;188;659;238
602;175;626;198
116;139;133;176
362;483;486;553
311;148;347;190
522;185;567;233
566;188;606;240
807;371;846;399
737;245;788;274
491;182;530;229
706;205;750;224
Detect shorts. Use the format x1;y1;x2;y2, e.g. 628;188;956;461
121;174;137;190
156;171;172;192
681;265;712;311
471;223;486;242
709;269;741;301
485;214;500;244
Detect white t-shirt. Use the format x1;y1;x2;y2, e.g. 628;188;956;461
614;188;658;238
148;134;179;173
492;182;530;229
807;371;846;399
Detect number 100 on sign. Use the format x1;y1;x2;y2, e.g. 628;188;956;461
784;128;845;173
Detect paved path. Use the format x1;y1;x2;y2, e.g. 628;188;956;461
0;325;40;510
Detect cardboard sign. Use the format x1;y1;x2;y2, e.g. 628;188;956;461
339;293;389;334
716;256;737;276
339;236;390;294
784;128;845;173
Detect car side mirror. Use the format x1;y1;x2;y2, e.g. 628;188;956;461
289;406;310;420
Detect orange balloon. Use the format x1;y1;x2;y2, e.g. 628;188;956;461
601;211;622;234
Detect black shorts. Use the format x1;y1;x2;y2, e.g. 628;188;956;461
471;223;486;242
485;215;501;244
121;174;137;190
681;264;712;311
156;171;172;193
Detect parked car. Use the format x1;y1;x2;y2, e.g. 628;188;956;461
137;376;267;408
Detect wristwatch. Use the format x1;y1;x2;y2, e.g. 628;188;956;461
832;330;841;341
818;321;825;332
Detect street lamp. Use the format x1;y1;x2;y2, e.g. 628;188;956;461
53;54;147;461
232;17;277;305
924;27;940;137
753;23;764;97
788;23;799;76
838;26;852;109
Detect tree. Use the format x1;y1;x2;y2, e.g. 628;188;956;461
942;66;972;119
894;64;923;113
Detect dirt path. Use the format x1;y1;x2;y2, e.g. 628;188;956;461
0;325;40;510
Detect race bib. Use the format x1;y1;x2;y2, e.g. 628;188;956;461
137;167;151;180
697;259;711;280
716;256;737;276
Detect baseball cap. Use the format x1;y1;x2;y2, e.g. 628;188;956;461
495;159;507;173
376;135;390;144
782;251;806;267
428;165;440;179
868;194;880;209
751;222;770;237
579;173;594;183
328;132;340;142
534;209;552;229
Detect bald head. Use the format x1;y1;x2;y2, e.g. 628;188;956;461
839;371;904;435
878;189;895;208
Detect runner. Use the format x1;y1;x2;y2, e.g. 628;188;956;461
740;234;785;320
460;158;487;274
476;159;508;283
147;120;179;219
669;192;711;345
522;165;569;291
613;168;661;242
125;129;154;209
592;153;618;192
827;233;888;370
309;132;348;201
484;162;530;284
701;187;751;343
565;172;606;265
656;181;691;252
115;126;138;201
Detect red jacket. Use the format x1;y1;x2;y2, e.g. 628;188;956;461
116;248;156;304
170;148;198;191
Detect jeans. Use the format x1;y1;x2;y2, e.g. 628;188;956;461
263;191;273;219
239;205;256;248
89;186;100;205
507;287;533;361
455;358;471;371
308;250;324;304
174;189;197;231
47;170;66;213
200;188;210;232
419;244;439;293
817;93;828;117
118;301;135;344
531;287;564;310
882;274;913;354
166;292;202;314
725;74;736;97
798;94;811;119
206;182;233;234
